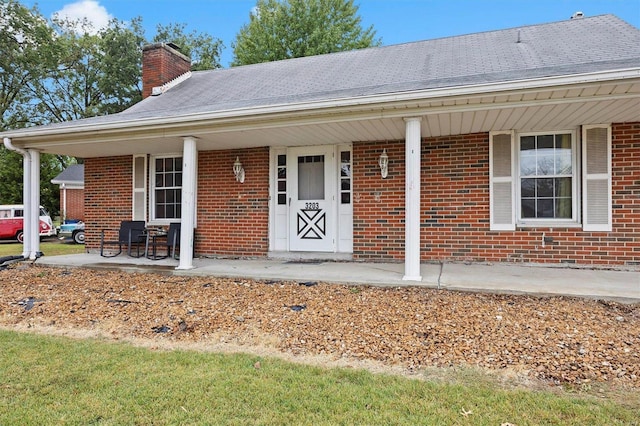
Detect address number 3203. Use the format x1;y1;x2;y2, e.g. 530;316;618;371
305;202;320;210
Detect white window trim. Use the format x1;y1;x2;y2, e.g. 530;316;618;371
337;144;353;253
515;129;581;228
149;153;183;225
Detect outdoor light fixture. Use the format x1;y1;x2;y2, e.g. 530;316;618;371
233;156;245;183
379;149;389;179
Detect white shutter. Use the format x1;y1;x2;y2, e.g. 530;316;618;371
489;131;515;230
132;155;147;221
582;125;612;231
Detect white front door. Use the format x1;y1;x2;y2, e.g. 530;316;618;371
289;146;335;252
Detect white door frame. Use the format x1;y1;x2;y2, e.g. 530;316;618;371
269;145;352;254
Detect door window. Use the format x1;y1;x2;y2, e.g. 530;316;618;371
298;155;325;200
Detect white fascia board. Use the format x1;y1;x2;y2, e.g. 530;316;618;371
3;68;639;141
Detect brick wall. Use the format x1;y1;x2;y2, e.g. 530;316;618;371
60;188;84;221
84;150;270;256
196;148;270;257
353;141;406;259
83;122;638;266
353;122;640;267
84;156;133;250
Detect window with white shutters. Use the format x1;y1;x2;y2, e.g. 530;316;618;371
490;126;612;232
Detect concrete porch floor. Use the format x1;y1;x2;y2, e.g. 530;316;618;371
32;253;640;303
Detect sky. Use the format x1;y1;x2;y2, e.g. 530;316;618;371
22;0;640;67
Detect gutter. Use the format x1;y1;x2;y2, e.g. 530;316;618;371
4;137;29;158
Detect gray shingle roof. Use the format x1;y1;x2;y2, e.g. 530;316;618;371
5;14;640;134
123;14;640;118
51;164;84;185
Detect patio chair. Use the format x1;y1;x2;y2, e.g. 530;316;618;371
100;220;147;257
145;222;180;260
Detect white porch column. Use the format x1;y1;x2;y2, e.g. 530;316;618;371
61;184;67;222
403;117;422;281
28;149;41;260
177;136;197;270
22;150;32;258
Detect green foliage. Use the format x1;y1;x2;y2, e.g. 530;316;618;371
0;147;67;214
0;330;637;425
0;147;23;203
232;0;380;66
153;23;223;71
26;15;145;123
0;0;57;131
0;2;222;216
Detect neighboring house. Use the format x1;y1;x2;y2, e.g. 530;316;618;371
51;164;85;221
1;14;639;276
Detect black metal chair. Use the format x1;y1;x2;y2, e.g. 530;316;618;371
145;222;180;260
100;220;146;257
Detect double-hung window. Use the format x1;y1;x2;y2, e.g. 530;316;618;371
490;125;611;231
152;156;182;221
518;132;576;223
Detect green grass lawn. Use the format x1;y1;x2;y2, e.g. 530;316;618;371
0;240;85;257
0;330;637;425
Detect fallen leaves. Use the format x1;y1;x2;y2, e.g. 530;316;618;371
1;265;639;388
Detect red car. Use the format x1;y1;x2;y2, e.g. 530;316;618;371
0;205;56;243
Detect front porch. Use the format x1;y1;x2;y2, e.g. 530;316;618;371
32;253;640;303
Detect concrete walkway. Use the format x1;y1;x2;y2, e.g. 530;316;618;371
33;253;640;303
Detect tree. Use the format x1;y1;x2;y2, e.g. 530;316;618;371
0;0;57;131
0;4;223;216
153;23;223;71
25;16;145;124
232;0;380;66
0;0;62;212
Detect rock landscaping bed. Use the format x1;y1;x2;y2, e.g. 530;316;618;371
1;264;638;389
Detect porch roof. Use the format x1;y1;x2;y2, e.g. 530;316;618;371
2;14;639;157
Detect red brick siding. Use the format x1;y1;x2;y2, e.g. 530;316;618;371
353;122;640;266
196;148;270;257
353;142;406;260
59;188;84;221
84;150;270;256
83;122;638;266
84;156;133;250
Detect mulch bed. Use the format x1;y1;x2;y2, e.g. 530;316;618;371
1;264;638;388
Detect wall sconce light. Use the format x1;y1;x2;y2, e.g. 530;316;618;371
233;156;245;183
379;149;389;179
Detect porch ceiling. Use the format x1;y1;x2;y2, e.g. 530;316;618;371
14;78;640;158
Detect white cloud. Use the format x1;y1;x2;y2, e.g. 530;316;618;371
53;0;112;34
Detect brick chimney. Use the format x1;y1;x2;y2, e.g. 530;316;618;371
142;43;191;99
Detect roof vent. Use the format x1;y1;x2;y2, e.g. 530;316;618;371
571;11;584;19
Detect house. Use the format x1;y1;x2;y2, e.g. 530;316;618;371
51;164;85;222
2;14;639;277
